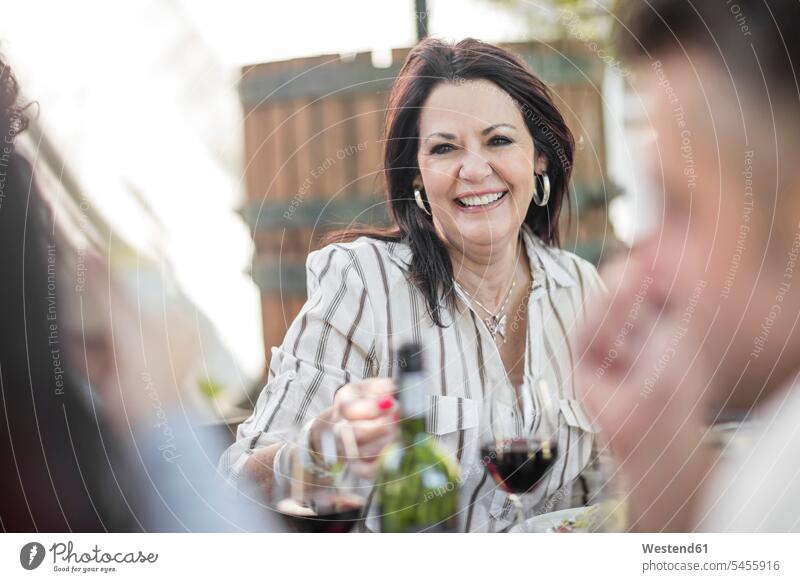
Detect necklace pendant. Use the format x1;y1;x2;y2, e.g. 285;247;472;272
485;314;508;343
496;314;508;342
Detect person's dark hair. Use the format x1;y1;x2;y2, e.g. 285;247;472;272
0;57;28;147
326;37;575;327
617;0;800;101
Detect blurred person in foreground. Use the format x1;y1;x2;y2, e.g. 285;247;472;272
0;55;278;532
576;0;800;532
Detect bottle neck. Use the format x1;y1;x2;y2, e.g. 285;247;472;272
397;370;428;442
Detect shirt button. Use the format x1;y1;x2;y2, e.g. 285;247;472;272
287;370;297;380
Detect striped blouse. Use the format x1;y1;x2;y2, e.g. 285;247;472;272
220;222;607;532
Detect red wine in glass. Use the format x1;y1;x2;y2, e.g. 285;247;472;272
480;438;557;494
275;494;364;533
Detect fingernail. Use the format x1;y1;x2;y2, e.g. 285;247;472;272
377;396;394;410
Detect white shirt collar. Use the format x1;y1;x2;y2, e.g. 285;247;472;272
380;224;578;290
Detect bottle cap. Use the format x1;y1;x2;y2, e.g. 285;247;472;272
397;343;424;375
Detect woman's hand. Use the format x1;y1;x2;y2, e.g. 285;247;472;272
309;378;398;478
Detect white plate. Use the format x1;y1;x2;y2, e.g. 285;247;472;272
509;507;586;533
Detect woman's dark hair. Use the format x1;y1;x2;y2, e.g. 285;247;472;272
327;37;575;327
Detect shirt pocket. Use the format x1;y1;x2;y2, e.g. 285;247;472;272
426;395;482;485
426;394;481;435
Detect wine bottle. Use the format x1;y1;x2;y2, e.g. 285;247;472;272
375;343;460;532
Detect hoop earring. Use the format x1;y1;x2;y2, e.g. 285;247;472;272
414;187;431;216
533;172;550;206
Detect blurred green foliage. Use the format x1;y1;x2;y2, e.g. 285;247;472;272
199;377;224;400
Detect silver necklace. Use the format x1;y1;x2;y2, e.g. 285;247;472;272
455;239;522;343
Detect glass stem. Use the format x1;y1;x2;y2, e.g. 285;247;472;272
509;493;526;532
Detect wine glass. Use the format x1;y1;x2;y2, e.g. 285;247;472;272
479;379;558;531
271;424;366;533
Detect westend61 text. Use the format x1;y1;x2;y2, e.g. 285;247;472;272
642;543;708;554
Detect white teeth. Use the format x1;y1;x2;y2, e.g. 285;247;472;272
458;191;506;207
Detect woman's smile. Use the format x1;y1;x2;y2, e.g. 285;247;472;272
454;189;510;212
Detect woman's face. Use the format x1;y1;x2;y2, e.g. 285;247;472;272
416;79;545;256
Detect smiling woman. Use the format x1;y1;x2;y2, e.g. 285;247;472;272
221;38;607;532
360;39;576;328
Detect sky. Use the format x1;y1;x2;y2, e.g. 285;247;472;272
178;0;531;67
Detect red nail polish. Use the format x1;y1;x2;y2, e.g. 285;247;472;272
377;396;394;410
